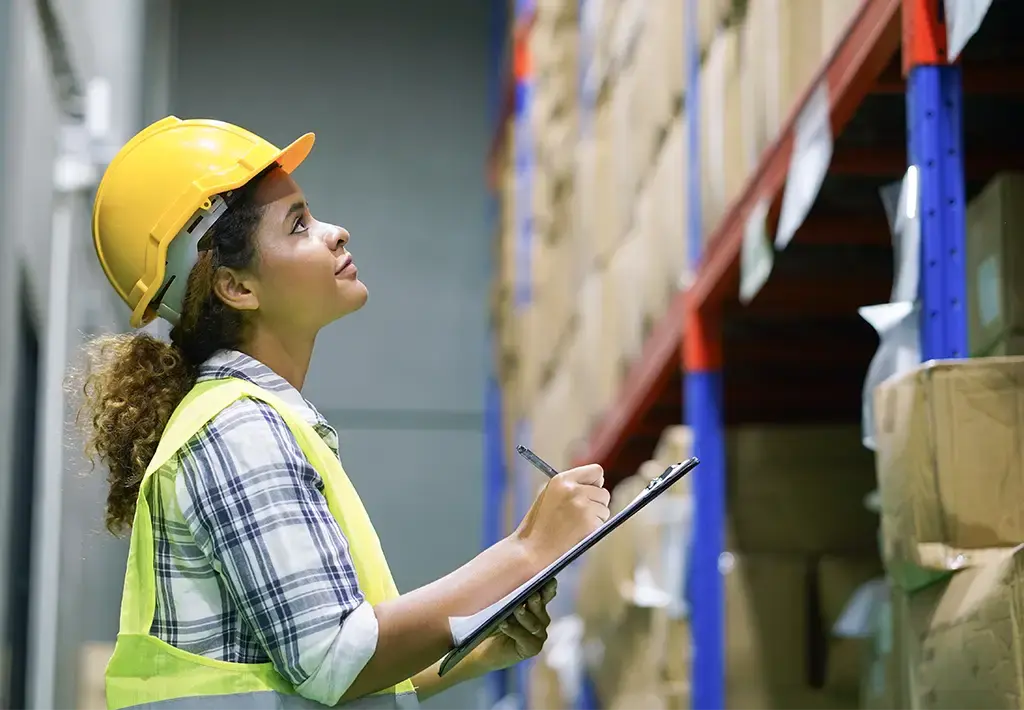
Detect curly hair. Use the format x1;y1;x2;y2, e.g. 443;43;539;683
77;166;274;535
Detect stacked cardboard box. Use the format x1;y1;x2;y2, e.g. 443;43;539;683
569;424;882;709
871;356;1024;707
495;0;879;466
499;0;718;471
573;427;695;709
966;172;1024;357
722;425;882;709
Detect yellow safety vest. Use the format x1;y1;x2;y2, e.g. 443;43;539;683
105;377;419;709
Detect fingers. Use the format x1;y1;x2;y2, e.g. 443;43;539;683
587;501;611;523
512;598;546;635
501;617;543;658
540;578;558;603
584;485;611;507
563;463;604;487
525;592;551;629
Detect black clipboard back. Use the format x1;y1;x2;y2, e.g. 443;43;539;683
438;456;699;677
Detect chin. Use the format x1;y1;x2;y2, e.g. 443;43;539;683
340;280;369;315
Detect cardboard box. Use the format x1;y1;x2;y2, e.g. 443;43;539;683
651;114;690;294
747;0;823;154
700;27;745;240
609;230;646;367
576;266;623;425
821;0;864;57
654;426;695;477
966;172;1024;356
649;0;686;129
78;642;114;710
594;96;621;266
634;169;667;330
574;133;599;274
528;659;571;710
530;353;584;472
986;333;1024;357
727;425;878;554
724;553;811;706
899;547;1024;709
731;689;857;710
739;8;764;173
818;556;885;702
873;358;1024;590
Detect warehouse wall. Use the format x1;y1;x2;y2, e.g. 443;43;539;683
0;0;492;707
169;1;491;708
0;0;16;704
0;0;144;707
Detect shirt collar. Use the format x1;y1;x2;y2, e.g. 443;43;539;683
197;349;329;430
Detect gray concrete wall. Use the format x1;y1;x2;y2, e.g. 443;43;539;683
0;0;492;707
169;1;492;707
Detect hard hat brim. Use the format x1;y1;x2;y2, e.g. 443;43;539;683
276;132;315;174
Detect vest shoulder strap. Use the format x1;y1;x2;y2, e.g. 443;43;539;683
145;378;311;481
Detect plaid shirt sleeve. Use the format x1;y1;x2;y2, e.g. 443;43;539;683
176;397;378;704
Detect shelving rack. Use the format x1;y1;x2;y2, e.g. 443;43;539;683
484;0;1017;708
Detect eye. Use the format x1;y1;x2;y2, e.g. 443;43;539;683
291;215;309;234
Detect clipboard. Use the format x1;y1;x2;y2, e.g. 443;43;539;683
438;456;700;677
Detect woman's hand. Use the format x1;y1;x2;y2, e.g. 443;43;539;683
470;579;558;673
516;464;610;567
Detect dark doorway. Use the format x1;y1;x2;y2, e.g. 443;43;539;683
2;277;39;710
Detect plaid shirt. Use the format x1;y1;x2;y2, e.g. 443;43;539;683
149;350;378;704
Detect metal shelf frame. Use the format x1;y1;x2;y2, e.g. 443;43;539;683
683;1;968;708
484;0;976;708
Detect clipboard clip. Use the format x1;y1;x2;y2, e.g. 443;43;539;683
645;465;674;492
644;459;697;493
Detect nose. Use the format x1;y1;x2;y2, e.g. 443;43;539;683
326;224;350;252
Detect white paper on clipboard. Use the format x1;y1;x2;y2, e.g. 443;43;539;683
448;484;663;646
443;459;699;674
775;80;833;251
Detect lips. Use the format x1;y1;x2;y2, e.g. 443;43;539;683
335;255;353;275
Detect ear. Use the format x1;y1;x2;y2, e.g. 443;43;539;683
211;267;259;312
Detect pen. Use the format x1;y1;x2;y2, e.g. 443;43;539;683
516;445;560;479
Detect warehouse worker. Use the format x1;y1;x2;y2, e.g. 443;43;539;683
79;116;611;710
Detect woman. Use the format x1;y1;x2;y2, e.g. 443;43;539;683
80;116;611;709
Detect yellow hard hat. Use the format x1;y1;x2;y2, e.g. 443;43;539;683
92;115;315;328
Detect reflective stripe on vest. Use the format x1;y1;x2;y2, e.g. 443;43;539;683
105;378;419;709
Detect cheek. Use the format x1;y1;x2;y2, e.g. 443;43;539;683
259;250;334;310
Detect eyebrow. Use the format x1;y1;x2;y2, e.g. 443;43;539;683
283;200;307;226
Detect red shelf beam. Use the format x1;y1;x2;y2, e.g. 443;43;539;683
574;0;901;472
577;290;688;470
690;0;902;311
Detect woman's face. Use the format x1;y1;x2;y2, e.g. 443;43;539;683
247;167;368;334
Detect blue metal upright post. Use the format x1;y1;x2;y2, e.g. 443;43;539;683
512;3;535;702
576;4;598;707
484;0;511;704
907;65;967;360
903;0;968;360
482;350;509;705
684;0;726;708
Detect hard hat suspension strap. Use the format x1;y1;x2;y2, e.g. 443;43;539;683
154;193;230;326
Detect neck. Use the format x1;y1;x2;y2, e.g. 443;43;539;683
241;326;316;391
